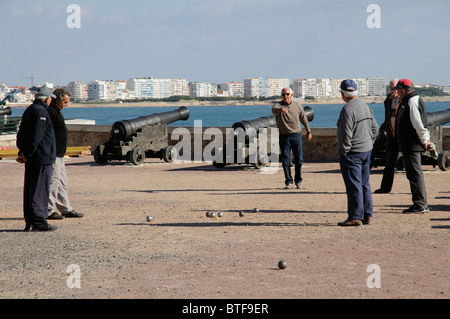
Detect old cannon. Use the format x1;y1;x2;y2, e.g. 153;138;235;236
0;107;12;116
212;106;314;169
94;106;189;165
0;106;12;115
371;108;450;171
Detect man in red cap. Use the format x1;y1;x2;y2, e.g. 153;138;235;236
394;79;432;214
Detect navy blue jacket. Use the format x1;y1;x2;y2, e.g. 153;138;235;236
16;100;56;165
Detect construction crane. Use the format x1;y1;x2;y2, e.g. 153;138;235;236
21;74;36;87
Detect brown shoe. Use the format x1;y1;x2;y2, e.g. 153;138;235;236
338;219;362;227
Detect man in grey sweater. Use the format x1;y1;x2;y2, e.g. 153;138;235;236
337;80;378;226
272;88;312;189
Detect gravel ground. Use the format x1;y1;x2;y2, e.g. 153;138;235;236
0;156;449;300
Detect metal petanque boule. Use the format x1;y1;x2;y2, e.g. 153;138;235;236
218;212;224;218
239;211;245;217
146;216;153;222
278;260;287;269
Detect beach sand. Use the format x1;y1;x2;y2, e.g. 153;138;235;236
0;156;448;299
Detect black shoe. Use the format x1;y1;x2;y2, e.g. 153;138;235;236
363;215;372;225
337;219;362;226
402;205;430;214
374;189;390;194
48;212;65;220
62;210;84;218
31;223;58;231
24;223;31;232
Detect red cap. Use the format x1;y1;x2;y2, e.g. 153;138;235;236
394;79;413;89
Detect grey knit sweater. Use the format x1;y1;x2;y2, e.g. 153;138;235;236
337;98;378;156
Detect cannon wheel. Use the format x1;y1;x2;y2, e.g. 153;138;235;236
93;145;108;165
253;153;267;169
213;160;226;168
162;145;175;163
128;147;145;165
212;148;226;168
437;150;449;171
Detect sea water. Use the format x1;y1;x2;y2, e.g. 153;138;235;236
10;101;450;127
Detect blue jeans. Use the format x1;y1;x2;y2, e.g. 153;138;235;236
339;151;373;220
279;132;303;185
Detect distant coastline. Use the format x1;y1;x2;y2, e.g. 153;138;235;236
7;95;450;108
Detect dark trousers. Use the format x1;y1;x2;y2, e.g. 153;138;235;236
339;151;373;220
379;137;399;192
23;162;53;225
402;150;427;208
279;132;303;185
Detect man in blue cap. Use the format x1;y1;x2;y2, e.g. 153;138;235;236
16;86;57;231
337;79;378;226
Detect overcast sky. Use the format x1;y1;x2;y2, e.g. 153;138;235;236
1;0;449;87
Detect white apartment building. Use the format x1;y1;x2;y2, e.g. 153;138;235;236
367;77;386;96
293;77;385;98
244;78;268;98
440;86;450;95
87;80;116;101
189;82;217;97
328;78;344;98
220;82;244;97
170;78;189;96
267;78;290;97
115;80;127;100
293;79;318;98
68;81;88;101
127;77;173;99
127;78;156;100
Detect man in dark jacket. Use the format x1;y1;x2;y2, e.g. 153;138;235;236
47;88;84;219
374;79;400;193
16;87;57;231
395;79;432;214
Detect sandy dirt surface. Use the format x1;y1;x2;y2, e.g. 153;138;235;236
0;155;448;300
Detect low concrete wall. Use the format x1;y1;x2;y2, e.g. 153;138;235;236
2;125;448;162
65;124;450;162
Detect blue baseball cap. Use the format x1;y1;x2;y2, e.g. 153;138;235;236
340;79;357;92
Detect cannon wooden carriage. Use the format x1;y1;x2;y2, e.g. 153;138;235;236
94;107;189;165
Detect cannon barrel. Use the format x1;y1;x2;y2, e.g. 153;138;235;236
232;106;314;132
232;115;276;132
0;107;12;116
111;106;189;140
427;109;450;127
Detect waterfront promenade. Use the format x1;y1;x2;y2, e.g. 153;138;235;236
0;155;448;299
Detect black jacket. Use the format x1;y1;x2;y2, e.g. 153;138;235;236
16;100;56;165
395;92;427;152
383;93;398;140
48;100;68;157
